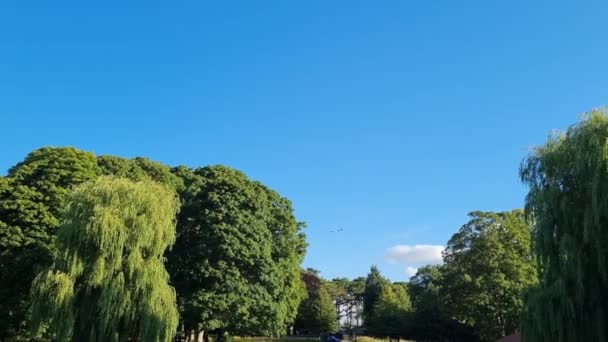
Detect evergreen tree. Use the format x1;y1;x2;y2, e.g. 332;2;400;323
30;177;180;342
363;265;388;327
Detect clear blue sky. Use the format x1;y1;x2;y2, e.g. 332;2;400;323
1;1;607;281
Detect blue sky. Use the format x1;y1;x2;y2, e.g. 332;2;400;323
1;1;607;281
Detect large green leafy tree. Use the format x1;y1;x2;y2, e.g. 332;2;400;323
407;265;474;341
294;269;322;334
0;148;183;339
442;210;536;341
366;283;411;339
0;147;101;339
30;177;180;342
316;285;339;334
362;265;389;328
294;271;338;335
520;110;608;341
262;185;308;335
166;165;307;339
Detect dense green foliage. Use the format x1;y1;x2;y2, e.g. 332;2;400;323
5;109;606;342
165;165;307;338
0;147;306;341
294;270;338;335
97;155;182;189
370;211;536;341
30;177;180;342
366;283;411;339
407;265;474;341
316;285;339;333
520;110;608;341
0;147;101;339
362;265;389;328
442;210;536;341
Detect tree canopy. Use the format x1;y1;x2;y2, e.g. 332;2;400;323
1;147;307;341
30;177;179;342
366;283;411;339
520;110;608;341
166;165;307;338
407;265;476;341
294;270;338;335
6;109;603;342
0;147;101;339
363;265;389;328
442;210;536;341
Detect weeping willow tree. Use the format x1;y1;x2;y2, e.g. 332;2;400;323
30;177;180;342
520;109;608;341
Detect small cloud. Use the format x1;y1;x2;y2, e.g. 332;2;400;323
385;244;444;266
405;266;418;277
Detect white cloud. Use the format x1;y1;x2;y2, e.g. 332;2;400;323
405;266;418;277
385;244;444;266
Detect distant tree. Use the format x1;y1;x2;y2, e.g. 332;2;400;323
316;285;339;334
294;269;322;335
407;265;474;341
347;277;366;327
442;210;536;341
363;265;389;328
29;177;179;342
0;147;101;339
325;278;350;326
520;110;608;341
366;283;411;340
294;274;338;336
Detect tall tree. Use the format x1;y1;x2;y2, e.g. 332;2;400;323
363;265;388;328
347;277;366;328
30;177;180;342
325;278;350;326
442;210;536;341
0;148;184;339
294;272;338;336
294;269;322;335
407;265;474;342
316;285;339;334
366;283;411;340
520;110;608;341
166;165;306;339
0;147;101;339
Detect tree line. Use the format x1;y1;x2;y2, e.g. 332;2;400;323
3;109;608;341
295;110;608;342
0;149;306;341
295;210;534;342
